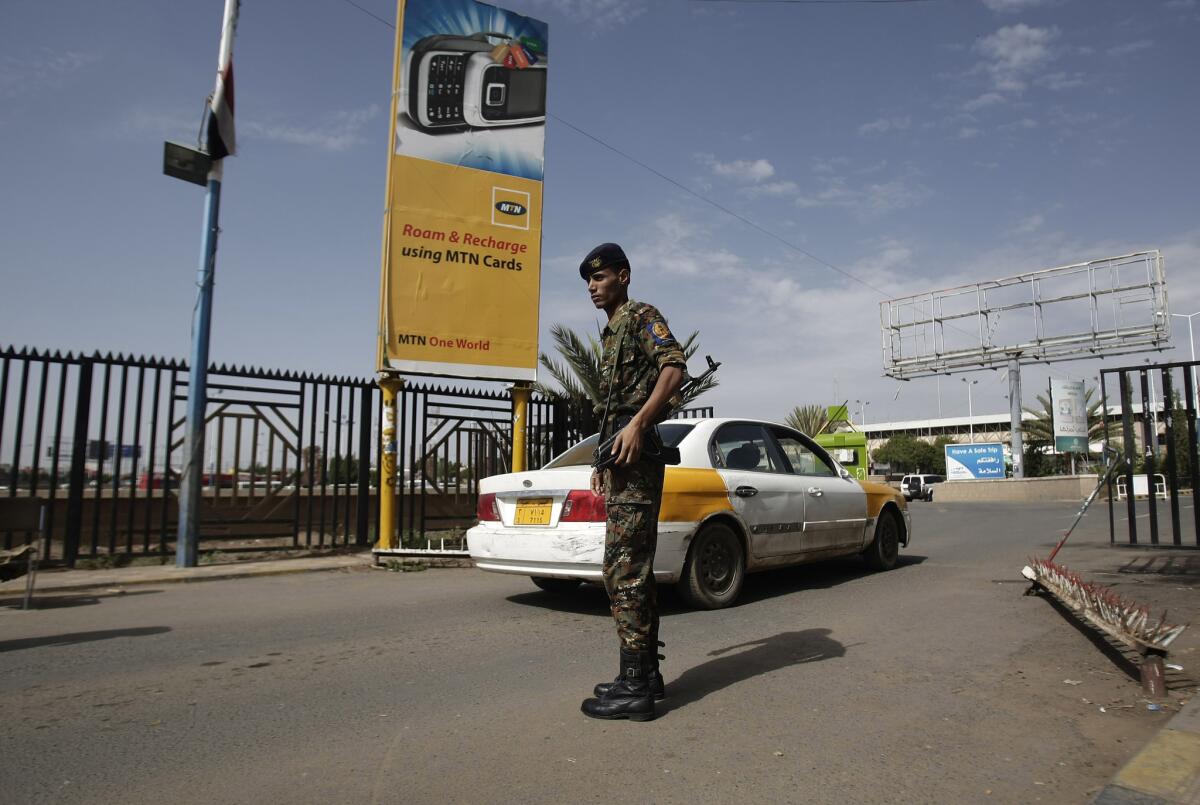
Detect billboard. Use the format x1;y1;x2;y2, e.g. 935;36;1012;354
378;0;548;381
945;443;1006;481
1050;377;1089;453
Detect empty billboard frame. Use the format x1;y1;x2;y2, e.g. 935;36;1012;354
881;251;1169;379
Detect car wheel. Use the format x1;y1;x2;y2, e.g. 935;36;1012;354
530;577;581;594
864;510;901;571
679;522;745;610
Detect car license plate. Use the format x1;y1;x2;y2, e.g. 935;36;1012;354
514;497;553;526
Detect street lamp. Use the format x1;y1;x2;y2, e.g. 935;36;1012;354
1171;311;1200;412
962;378;978;442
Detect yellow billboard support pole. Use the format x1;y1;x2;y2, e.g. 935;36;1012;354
511;381;531;473
377;374;404;550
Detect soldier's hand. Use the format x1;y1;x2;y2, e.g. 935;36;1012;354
590;469;602;495
611;423;643;466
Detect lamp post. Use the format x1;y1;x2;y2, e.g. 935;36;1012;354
1172;311;1200;412
962;378;978;442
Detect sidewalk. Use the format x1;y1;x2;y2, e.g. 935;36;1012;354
1028;505;1200;804
1093;694;1200;803
0;551;377;595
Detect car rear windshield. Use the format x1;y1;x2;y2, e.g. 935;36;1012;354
544;423;695;468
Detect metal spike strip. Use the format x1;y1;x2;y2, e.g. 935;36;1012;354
1028;558;1186;649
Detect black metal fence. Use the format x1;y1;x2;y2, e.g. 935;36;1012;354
1102;359;1200;548
0;347;569;565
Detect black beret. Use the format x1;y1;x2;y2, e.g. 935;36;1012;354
579;242;629;279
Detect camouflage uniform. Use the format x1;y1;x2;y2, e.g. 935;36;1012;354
596;300;686;652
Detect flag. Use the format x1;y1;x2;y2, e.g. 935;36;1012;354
205;0;240;160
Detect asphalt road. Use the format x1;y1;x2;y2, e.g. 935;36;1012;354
1;503;1184;804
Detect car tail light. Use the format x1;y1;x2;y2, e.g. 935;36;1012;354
560;490;606;522
476;492;499;521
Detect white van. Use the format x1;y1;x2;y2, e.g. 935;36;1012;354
901;473;943;502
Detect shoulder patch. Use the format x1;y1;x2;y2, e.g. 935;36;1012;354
647;321;674;345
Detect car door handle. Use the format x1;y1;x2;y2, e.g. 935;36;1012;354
735;485;758;498
807;487;824;497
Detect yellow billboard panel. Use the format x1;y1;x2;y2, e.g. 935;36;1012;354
378;0;548;381
384;156;541;378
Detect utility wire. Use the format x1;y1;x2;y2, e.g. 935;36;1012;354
334;0;889;298
548;115;890;297
693;0;933;4
339;0;395;28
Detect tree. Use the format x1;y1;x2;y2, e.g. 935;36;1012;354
872;434;940;474
535;323;718;436
931;436;957;476
784;404;834;437
1164;391;1194;488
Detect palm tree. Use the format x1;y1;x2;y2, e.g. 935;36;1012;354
1022;385;1121;465
535;323;718;436
785;404;835;437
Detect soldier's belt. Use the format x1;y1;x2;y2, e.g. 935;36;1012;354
593;415;681;472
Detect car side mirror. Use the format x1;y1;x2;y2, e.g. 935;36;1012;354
840;467;852;480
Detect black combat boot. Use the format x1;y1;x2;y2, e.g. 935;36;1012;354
593;641;665;700
581;647;657;721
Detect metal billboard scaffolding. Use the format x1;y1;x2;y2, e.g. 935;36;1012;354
880;250;1170;477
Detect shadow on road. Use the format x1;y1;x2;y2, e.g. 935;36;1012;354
736;554;928;606
0;625;171;653
0;589;162;611
506;555;929;615
661;628;847;714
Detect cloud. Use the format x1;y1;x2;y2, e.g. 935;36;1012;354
1036;71;1086;90
981;0;1055;11
121;104;381;152
242;105;381;152
697;153;776;183
998;117;1038;131
811;156;851;175
1011;213;1045;234
632;213;747;278
857;116;911;136
519;0;647;30
1108;39;1154;56
958;127;982;139
975;24;1060;93
962;92;1006;112
740;180;799;198
0;49;98;98
795;167;932;215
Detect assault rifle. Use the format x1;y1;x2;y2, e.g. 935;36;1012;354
593;355;722;472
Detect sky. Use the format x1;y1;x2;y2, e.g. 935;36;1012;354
2;0;1199;428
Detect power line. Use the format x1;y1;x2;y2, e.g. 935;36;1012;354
339;0;394;28
333;0;889;298
549;115;890;296
692;0;934;4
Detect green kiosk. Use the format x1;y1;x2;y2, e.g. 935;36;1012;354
814;405;870;481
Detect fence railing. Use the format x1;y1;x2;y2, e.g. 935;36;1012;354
1101;359;1200;548
0;347;576;564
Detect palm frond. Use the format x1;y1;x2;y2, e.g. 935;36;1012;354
785;404;833;437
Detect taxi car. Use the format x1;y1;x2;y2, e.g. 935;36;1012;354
467;418;912;609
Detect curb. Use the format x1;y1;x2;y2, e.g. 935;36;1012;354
1093;694;1200;804
2;555;375;595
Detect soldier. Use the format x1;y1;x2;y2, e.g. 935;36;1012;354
578;243;686;722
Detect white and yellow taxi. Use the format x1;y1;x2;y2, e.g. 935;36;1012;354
466;418;911;609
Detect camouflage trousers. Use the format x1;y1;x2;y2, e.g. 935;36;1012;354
602;458;664;652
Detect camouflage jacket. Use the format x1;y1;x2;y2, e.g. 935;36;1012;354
595;300;687;428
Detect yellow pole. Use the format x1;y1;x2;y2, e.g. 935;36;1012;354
512;382;531;473
377;374;404;550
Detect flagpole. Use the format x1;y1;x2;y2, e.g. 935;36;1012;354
178;0;239;568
